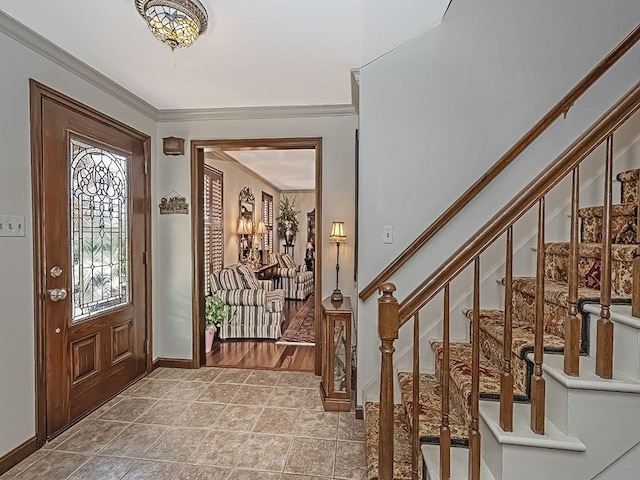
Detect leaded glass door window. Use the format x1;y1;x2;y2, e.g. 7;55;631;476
70;138;129;323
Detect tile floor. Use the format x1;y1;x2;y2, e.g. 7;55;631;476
1;367;366;480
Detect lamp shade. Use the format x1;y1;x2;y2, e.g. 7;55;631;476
237;218;252;235
329;221;346;243
136;0;208;50
255;221;267;234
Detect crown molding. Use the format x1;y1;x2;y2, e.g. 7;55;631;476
0;10;159;120
157;104;357;122
0;10;358;124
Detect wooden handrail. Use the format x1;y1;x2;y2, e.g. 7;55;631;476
359;24;640;302
397;80;640;325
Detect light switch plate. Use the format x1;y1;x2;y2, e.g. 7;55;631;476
383;226;393;244
0;215;26;237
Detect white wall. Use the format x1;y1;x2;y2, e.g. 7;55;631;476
204;154;281;267
279;190;316;263
0;30;157;458
357;0;640;404
155;116;357;360
362;0;449;65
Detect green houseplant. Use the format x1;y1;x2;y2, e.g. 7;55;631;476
204;294;235;353
276;195;301;246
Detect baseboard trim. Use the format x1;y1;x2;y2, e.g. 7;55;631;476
355;405;364;420
152;357;194;369
0;436;38;476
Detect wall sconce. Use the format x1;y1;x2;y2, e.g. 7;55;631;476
329;221;347;302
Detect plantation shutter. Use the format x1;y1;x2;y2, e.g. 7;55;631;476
204;166;223;290
262;192;274;254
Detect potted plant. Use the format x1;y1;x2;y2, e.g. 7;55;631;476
276;195;301;246
204;294;234;353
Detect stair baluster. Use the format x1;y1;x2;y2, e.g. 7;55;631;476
500;226;514;431
531;198;546;434
633;257;640;317
596;135;615;379
469;258;481;480
412;312;420;480
440;284;451;479
378;282;399;480
565;167;581;376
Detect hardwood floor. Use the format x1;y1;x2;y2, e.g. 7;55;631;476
205;298;315;372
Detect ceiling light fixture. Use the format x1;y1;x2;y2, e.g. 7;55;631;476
135;0;208;50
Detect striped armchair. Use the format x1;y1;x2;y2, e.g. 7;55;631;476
209;264;285;340
270;253;314;300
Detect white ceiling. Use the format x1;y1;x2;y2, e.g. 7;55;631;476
1;0;363;109
223;149;315;190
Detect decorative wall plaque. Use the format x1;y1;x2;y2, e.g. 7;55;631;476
159;190;189;214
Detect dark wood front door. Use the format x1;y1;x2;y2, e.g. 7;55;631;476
36;88;150;438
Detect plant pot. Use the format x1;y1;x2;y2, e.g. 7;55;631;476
205;326;216;354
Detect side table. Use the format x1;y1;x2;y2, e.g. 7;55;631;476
320;296;352;411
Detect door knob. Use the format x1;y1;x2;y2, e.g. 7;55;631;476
49;289;68;301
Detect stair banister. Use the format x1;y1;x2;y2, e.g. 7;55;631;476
530;198;546;434
359;24;640;303
440;285;451;479
396;81;640;327
378;283;399;480
411;312;420;480
596;135;615;379
633;258;640;317
500;226;514;431
564;167;581;376
469;258;481;479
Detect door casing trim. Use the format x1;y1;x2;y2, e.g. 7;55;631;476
29;79;153;446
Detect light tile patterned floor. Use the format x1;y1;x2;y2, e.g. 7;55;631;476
1;368;366;480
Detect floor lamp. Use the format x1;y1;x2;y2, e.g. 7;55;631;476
330;221;346;302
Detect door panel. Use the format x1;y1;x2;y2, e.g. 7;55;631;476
42;98;148;437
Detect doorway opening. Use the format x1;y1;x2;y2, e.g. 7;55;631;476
191;138;322;373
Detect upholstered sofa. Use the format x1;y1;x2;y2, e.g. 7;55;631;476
209;264;285;340
270;253;314;300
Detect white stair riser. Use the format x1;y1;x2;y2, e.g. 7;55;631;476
499;445;584;480
480;417;503;479
546;376;640;477
586;310;640;378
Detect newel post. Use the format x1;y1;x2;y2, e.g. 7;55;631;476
378;282;399;480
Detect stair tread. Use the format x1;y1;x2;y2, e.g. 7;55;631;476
431;341;505;400
579;203;637;218
397;372;468;444
365;402;415;480
421;444;496;480
617;168;640;182
511;277;629;307
533;353;640;393
480;401;586;451
466;309;566;356
545;242;640;262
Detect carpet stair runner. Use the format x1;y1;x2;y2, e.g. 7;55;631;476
364;168;640;479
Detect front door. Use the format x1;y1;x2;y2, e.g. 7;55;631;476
36;87;150;438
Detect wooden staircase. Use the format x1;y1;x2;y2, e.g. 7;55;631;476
359;25;640;480
365;171;640;480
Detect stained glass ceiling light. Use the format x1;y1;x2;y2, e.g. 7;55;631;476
135;0;208;50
